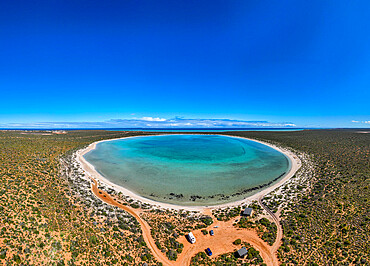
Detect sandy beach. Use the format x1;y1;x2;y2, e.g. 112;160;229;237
76;134;301;211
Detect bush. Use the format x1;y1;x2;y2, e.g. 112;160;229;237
130;203;140;209
89;235;98;245
201;216;213;226
13;254;21;264
0;250;6;259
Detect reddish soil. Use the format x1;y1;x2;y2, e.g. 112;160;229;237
90;178;280;266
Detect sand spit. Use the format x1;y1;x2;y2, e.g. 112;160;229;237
76;134;301;211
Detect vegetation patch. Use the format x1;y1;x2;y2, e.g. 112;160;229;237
225;130;370;265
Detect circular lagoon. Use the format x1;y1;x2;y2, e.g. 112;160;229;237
84;135;291;206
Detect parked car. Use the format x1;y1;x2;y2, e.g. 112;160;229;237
210;230;214;236
205;248;212;256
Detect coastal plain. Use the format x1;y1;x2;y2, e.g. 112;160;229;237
0;129;368;265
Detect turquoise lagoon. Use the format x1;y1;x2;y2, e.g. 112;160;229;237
84;135;291;206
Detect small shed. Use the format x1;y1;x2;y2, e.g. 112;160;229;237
242;207;253;216
236;247;248;258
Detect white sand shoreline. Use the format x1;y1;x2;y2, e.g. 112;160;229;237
76;134;301;211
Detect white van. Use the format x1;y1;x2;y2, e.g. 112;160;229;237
187;232;196;244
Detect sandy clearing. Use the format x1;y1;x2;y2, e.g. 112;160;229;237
175;214;279;266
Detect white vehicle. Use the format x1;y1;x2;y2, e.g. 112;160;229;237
187;232;196;244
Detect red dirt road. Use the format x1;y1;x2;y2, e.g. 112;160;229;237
90;179;173;265
89;177;280;265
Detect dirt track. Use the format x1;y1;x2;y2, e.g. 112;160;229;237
259;196;283;254
89;177;281;265
90;179;173;266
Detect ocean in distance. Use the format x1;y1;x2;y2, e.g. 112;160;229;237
109;128;304;132
0;127;307;132
84;135;291;206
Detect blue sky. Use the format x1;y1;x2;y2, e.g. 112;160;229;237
0;0;369;128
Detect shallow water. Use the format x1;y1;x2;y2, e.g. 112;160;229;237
84;135;290;205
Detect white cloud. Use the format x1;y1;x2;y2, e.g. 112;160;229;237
0;117;298;129
351;120;370;124
141;117;167;122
